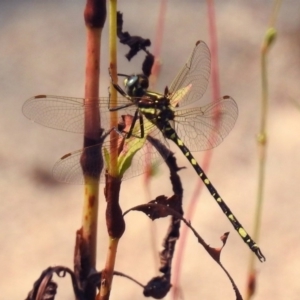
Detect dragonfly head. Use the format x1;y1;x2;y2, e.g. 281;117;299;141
123;74;149;98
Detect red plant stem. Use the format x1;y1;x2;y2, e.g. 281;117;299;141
79;1;106;300
150;0;168;85
82;0;106;265
207;0;220;101
172;1;220;298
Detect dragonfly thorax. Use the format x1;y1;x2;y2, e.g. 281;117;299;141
123;73;174;123
138;95;175;127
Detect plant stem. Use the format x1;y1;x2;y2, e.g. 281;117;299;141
245;1;280;298
98;238;120;300
79;1;106;299
109;0;119;178
82;24;102;268
98;1;125;299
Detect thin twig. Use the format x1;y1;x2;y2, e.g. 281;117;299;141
245;1;280;299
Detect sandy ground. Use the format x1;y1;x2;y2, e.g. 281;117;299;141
1;1;300;299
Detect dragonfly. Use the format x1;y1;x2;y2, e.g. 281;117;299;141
22;40;265;261
108;40;265;262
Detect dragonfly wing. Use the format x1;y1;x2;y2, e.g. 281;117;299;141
53;142;105;184
22;95;136;133
120;136;166;181
173;96;238;151
22;95;87;133
52;118;167;184
169;40;211;107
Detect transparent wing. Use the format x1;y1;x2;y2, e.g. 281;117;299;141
173;96;238;151
22;95;137;133
52;117;167;184
168;40;211;107
53;142;106;184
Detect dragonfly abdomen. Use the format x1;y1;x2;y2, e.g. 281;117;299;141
163;123;265;261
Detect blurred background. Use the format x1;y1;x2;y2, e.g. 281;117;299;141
1;0;300;299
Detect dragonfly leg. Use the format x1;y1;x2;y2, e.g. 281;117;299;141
114;110;145;140
108;84;134;111
126;110;144;139
127;109;144;139
108;67;130;99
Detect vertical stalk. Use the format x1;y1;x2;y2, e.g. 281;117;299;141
245;1;280;299
98;1;125;299
109;0;119;177
78;1;106;300
148;0;167;88
82;24;101;269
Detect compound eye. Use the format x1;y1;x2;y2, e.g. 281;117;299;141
126;75;138;88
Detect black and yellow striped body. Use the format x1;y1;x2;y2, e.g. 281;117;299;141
163;123;265;261
139;97;265;262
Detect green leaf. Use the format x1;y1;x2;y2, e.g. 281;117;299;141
103;146;110;171
118;134;147;177
118;118;152;177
